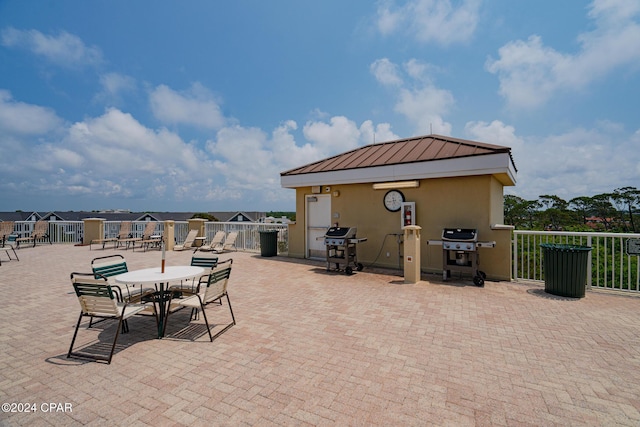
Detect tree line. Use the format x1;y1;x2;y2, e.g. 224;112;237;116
505;186;639;232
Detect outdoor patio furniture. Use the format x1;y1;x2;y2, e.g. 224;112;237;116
165;259;235;342
0;221;19;265
216;231;238;253
89;222;124;250
169;255;219;296
15;220;51;248
115;221;139;250
173;229;198;251
91;254;155;303
198;231;226;252
138;222;163;252
67;273;153;364
0;221;15;243
114;265;205;338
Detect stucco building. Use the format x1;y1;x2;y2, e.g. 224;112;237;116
280;134;517;281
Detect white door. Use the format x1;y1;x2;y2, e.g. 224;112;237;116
306;194;331;259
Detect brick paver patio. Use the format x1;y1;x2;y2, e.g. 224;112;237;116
1;244;639;426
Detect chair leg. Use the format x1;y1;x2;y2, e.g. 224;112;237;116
67;312;84;358
198;302;213;342
108;316;125;364
226;293;236;326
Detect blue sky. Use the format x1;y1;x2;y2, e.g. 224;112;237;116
1;0;638;212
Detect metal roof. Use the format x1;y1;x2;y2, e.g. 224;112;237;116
281;134;516;176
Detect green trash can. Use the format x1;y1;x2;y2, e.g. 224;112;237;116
540;243;592;298
258;230;279;257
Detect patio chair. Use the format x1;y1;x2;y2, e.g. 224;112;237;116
165;259;235;341
0;221;18;264
198;231;226;252
173;229;198;251
91;254;155;303
138;222;163;252
89;222;124;250
215;231;238;253
115;221;139;250
15;220;51;248
169;255;219;296
67;273;153;364
0;221;15;242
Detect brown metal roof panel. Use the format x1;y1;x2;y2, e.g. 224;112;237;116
416;138;447;160
362;142;402;166
385;138;424;163
331;147;372;169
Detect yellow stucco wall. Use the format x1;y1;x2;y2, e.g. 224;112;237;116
288;175;513;281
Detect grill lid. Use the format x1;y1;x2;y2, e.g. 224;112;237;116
442;228;477;242
325;227;357;239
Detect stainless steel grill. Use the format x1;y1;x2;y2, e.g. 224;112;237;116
428;228;495;286
324;227;367;275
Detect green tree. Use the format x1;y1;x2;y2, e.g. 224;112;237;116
611;186;640;232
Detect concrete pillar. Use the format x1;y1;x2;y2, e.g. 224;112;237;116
164;220;175;251
83;218;105;246
187;218;207;247
403;225;422;284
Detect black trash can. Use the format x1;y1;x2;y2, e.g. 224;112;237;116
540;243;592;298
258;230;279;257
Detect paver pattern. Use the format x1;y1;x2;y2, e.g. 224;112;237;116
0;244;639;426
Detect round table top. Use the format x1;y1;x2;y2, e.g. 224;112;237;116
114;265;204;285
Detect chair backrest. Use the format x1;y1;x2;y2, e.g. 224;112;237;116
202;259;233;303
0;221;14;240
71;275;119;316
223;232;238;250
210;231;226;246
141;222;157;239
116;221;133;239
92;255;128;279
181;229;198;247
191;256;219;269
32;220;49;238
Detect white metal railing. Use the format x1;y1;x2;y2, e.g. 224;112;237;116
203;222;289;254
513;230;640;293
13;220;84;244
10;220;287;254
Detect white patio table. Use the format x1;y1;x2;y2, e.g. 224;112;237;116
114;266;204;338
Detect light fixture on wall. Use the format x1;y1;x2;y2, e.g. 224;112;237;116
372;180;420;190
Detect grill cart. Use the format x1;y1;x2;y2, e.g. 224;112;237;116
324;227;367;275
428;228;495;287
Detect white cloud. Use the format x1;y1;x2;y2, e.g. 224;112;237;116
395;86;454;135
95;72;137;106
0;89;62;136
149;83;225;129
465;119;640;200
371;58;454;135
303;116;363;153
375;0;480;45
370;58;403;86
0;27;103;68
487;0;640;109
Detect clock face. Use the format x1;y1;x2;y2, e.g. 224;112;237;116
384;190;404;212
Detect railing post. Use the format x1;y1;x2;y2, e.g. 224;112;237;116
513;231;518;281
164;220;175;251
587;235;592;289
83;218;105;246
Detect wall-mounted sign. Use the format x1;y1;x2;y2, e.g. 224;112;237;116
626;238;640;256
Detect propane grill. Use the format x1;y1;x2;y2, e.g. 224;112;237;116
324;227;367;275
428;228;495;286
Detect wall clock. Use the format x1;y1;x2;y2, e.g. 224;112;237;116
383;190;405;212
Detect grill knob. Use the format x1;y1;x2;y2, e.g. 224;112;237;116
456;244;460;249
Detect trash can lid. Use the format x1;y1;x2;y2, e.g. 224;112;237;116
540;243;591;251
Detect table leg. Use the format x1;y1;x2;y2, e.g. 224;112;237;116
156;283;167;338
